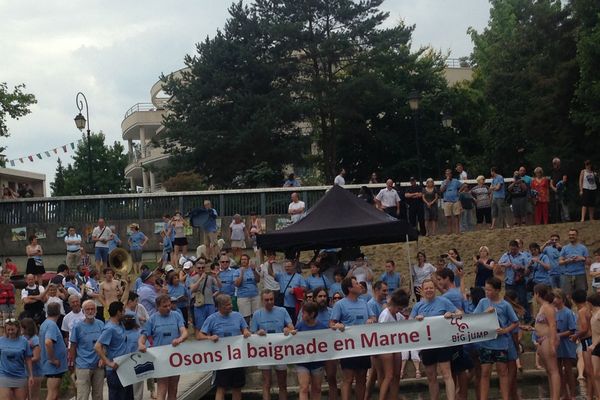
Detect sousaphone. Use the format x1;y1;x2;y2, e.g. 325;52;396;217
109;248;132;278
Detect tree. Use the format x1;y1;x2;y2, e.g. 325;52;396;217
162;171;206;192
0;82;36;159
50;132;129;196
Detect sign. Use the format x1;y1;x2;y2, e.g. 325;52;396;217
116;313;499;386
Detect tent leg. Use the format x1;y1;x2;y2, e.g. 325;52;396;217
406;234;415;303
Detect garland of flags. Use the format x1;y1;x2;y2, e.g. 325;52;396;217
7;140;82;167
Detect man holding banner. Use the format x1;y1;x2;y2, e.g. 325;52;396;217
197;294;251;400
329;277;376;400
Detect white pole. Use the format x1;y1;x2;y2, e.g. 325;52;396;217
405;234;415;302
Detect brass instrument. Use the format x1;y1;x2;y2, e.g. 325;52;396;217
109;248;132;278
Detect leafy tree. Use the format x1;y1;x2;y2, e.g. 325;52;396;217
0;82;36;159
51;132;128;195
162;171;206;192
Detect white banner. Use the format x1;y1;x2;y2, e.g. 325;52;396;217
116;313;499;386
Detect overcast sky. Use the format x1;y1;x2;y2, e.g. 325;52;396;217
0;0;490;193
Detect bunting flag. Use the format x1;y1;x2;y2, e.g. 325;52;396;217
7;141;82;165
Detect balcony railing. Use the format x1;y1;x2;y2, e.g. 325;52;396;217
123;103;159;120
445;58;471;68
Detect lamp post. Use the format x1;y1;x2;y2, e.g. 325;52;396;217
74;92;93;194
408;90;423;184
441;111;453;129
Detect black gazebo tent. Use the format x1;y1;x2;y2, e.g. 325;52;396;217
257;185;419;252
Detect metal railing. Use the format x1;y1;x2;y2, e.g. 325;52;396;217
0;179;505;225
445;58;471;69
123;103;159;119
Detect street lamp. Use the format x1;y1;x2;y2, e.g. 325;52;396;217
74;92;93;194
441;111;453;128
407;90;423;184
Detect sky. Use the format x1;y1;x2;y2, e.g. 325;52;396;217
0;0;491;193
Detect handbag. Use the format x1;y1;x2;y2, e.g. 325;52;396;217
194;275;209;307
275;273;295;307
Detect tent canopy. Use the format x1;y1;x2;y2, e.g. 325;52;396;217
257;185;419;252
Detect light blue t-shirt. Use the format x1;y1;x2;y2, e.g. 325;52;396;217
446;263;462;288
236;268;259;298
97;321;127;371
137;283;158;316
124;328;141;354
379;272;401;292
201;311;248;338
168;283;188;307
129;231;147;251
543;246;561;277
366;298;386;319
442;288;465;311
555;307;577;359
560;244;589;276
328;282;343;298
218;268;240;296
142;311;185;347
410;296;457;318
442;179;462;202
498;251;529;285
331;297;375;327
305;275;332;292
474;298;519;350
26;335;43;377
0;336;32;378
40;319;68;375
250;307;292;334
491;175;505;199
70;319;104;369
530;254;551;285
108;234;121;254
316;307;332;326
275;272;306;308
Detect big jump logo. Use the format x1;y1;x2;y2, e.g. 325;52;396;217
130;353;155;378
450;317;489;343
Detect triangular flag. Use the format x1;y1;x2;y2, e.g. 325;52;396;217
19;158;24;163
45;151;51;157
10;160;15;167
36;153;42;160
28;155;33;162
53;148;58;154
62;145;67;152
70;142;75;149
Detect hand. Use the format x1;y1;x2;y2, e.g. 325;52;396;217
332;323;345;332
486;306;495;314
210;335;219;342
257;329;267;336
496;327;505;335
415;315;424;321
138;343;147;352
243;331;251;339
443;312;453;319
50;358;60;367
172;338;182;347
569;334;578;342
108;361;119;370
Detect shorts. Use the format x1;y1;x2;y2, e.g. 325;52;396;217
479;348;508;364
511;196;528;218
236;296;260;318
450;347;473;372
205;232;218;246
491;198;505;218
340;355;371;370
45;373;65;379
258;364;287;371
442;201;461;217
582;188;597;207
173;237;188;247
0;376;27;388
420;347;454;366
296;364;324;375
131;249;143;262
593;343;600;357
424;204;438;221
214;367;246;389
94;247;109;264
230;240;246;249
581;337;593;352
561;275;588;296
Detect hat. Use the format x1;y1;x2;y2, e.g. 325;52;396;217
183;261;194;270
140;270;152;282
178;256;187;267
164;264;175;273
188;256;197;263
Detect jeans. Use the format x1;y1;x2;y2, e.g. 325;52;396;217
460;209;474;232
506;283;531;322
107;369;134;400
408;204;426;235
491;198;507;227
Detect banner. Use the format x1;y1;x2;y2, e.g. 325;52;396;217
116;313;499;386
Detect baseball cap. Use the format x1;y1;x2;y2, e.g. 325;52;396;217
140;270;152;282
164;264;175;273
183;261;193;270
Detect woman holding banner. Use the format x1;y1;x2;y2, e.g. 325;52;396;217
138;294;188;400
410;279;461;400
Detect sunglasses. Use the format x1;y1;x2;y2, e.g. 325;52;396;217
220;261;230;263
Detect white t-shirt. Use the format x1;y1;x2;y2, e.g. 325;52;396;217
334;175;345;186
376;188;401;208
229;221;246;241
591;262;600;288
45;297;65;315
378;308;406;323
288;201;306;223
411;263;436;287
92;226;112;248
21;284;45;300
65;234;82;252
258;262;282;291
459;171;468;180
61;311;85;336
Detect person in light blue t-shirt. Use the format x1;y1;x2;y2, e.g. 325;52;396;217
70;300;105;400
250;290;295;400
498;240;531;322
139;295;188;400
552;289;577;397
440;168;462;234
490;167;508;229
271;260;306;325
39;302;68;400
541;234;563;288
528;243;551;285
0;319;33;398
128;224;148;275
379;260;401;292
305;262;332;292
198;294;251;400
235;254;261;324
559;229;590;295
473;277;519;400
366;281;388;318
217;256;240;297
